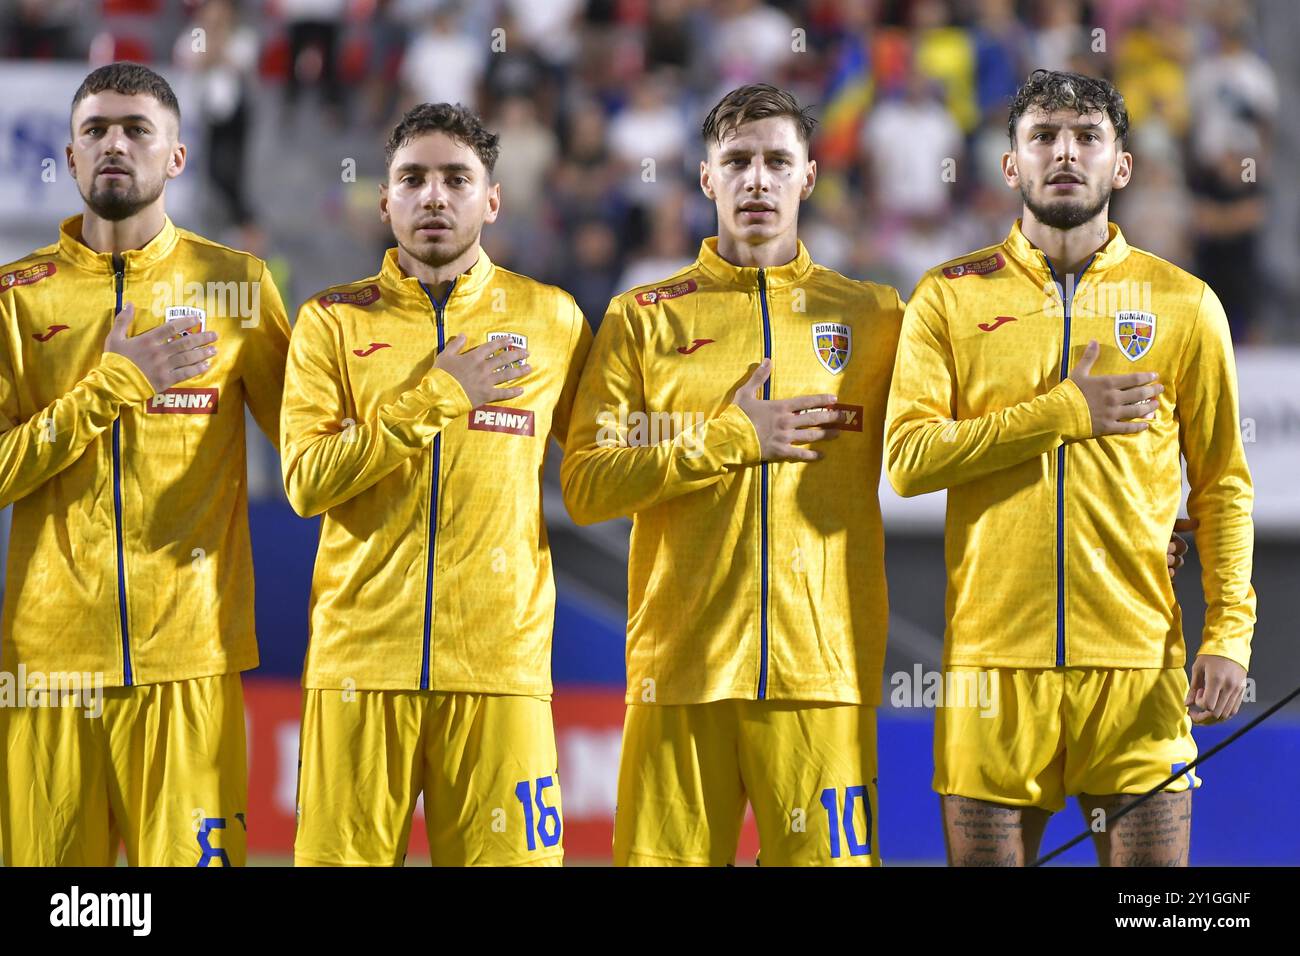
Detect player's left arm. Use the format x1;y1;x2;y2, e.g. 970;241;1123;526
548;296;594;450
240;262;293;451
1176;283;1256;724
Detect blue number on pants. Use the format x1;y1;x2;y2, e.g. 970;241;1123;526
819;786;872;859
513;776;562;851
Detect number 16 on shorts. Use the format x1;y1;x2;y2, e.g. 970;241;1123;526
514;775;562;851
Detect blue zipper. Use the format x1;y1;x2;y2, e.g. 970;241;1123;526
757;268;772;699
112;260;132;685
418;278;456;690
1045;254;1095;667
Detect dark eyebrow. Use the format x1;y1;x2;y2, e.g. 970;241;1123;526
438;163;475;175
392;163;428;175
718;148;796;161
79;114;155;129
1027;119;1105;133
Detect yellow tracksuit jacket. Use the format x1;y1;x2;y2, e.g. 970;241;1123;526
885;220;1255;670
0;214;291;685
281;248;591;693
562;238;904;705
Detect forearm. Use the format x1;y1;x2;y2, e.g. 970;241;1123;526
283;367;471;517
561;403;761;524
886;380;1092;497
0;353;153;507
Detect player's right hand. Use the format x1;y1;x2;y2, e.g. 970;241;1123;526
104;303;219;392
434;333;530;407
732;359;842;462
1068;339;1163;437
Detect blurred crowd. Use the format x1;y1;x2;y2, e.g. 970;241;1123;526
2;0;1283;341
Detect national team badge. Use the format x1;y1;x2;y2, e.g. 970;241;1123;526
812;322;851;374
1115;311;1156;361
489;331;528;368
166;304;206;336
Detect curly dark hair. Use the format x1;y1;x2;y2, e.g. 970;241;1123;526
702;83;818;148
1007;70;1129;149
384;102;501;175
71;62;180;128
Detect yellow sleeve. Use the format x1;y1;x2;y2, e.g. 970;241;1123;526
560;297;761;526
1177;283;1256;669
548;297;593;449
280;300;472;518
0;298;154;509
240;263;293;451
884;274;1093;497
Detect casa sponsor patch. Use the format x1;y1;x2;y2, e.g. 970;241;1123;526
942;253;1005;279
488;331;528;368
1;262;56;289
1115;310;1156;361
468;404;535;436
812;322;851;374
635;279;697;306
148;387;219;414
165;305;206;336
317;284;381;308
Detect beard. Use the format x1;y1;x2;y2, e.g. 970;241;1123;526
398;223;478;269
81;173;166;222
1022;178;1111;230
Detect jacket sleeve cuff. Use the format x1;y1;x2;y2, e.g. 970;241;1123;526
416;366;473;419
93;352;157;404
1053;378;1093;441
709;403;763;467
1195;640;1252;673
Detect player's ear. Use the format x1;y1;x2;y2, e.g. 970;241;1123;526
484;181;501;224
166;141;186;179
378;181;391;224
700;159;715;200
1001;150;1019;188
1112;148;1133;189
801;157;817;200
65;144;76;179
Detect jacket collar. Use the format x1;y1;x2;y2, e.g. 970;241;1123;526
378;245;496;304
56;214;180;273
695;236;814;289
1002;217;1131;277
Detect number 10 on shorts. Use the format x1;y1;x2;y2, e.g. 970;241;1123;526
513;776;562;851
819;785;872;858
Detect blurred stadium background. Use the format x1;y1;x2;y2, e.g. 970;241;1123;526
0;0;1297;865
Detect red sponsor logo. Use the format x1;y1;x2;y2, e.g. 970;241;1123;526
318;284;381;308
1;262;57;289
468;404;535;436
978;315;1017;332
635;279;698;306
148;387;219;414
831;403;864;431
353;342;390;357
32;324;70;342
942;253;1005;280
675;338;714;354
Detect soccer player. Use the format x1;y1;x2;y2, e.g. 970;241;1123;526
0;63;292;866
281;103;591;866
885;70;1255;866
562;85;902;866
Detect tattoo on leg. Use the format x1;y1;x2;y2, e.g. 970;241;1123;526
943;795;1046;867
1082;791;1191;867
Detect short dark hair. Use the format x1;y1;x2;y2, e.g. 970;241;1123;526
1007;70;1129;149
71;63;180;129
384;102;501;175
702;83;818;149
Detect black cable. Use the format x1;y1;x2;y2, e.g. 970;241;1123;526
1031;682;1300;866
